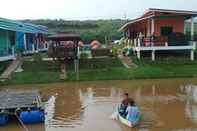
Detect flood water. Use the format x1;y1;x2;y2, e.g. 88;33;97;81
1;78;197;131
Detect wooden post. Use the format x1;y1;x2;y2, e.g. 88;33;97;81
147;19;151;37
24;34;27;50
74;40;79;81
151;18;155;35
151;18;155;46
191;16;194;41
74;59;79;80
60;63;66;80
137;51;141;59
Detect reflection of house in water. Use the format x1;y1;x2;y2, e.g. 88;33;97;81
133;86;181;104
181;85;197;123
79;87;122;106
42;86;84;128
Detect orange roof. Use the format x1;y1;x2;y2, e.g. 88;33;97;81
120;8;197;31
90;40;101;47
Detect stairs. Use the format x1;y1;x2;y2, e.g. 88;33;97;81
0;58;22;81
118;55;137;69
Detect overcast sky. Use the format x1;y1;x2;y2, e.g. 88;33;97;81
0;0;197;20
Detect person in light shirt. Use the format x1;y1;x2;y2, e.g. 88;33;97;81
126;99;141;125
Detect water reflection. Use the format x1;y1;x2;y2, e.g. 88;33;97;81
181;85;197;124
1;79;197;131
44;86;84;129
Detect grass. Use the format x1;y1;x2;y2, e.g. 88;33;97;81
2;57;197;85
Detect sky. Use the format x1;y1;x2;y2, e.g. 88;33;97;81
0;0;197;20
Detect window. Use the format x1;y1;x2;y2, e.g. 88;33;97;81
161;26;173;36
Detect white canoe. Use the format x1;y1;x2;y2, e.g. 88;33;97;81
118;113;133;127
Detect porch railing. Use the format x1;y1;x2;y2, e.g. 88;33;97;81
133;34;196;47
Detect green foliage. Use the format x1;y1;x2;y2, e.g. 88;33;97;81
111;46;119;57
21;19;126;44
91;48;112;57
80;53;89;59
4;57;197;85
0;61;11;74
16;48;24;54
33;53;42;62
79;58;123;69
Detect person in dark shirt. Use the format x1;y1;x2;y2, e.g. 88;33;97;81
119;93;133;118
122;93;129;106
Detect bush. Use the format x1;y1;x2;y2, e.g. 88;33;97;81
79;58;123;69
80;53;89;59
91;48;112;57
33;53;42;62
111;46;118;57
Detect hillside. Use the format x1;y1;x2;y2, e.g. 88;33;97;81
21;19;197;44
22;19;127;44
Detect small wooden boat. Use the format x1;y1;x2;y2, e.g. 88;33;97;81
118;112;133;127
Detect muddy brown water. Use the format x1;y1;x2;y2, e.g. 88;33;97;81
1;78;197;131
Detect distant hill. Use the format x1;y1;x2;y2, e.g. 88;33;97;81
21;19;127;44
21;19;197;44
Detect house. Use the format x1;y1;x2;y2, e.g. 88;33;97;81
17;23;48;54
0;18;48;61
120;8;197;61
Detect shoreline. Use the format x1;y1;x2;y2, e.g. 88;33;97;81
2;57;197;86
1;75;197;86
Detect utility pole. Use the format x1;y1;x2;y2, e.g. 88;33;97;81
124;13;127;21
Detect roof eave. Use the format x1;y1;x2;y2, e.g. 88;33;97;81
149;8;197;15
119;15;155;32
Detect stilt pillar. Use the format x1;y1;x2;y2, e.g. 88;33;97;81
190;50;194;61
152;50;155;61
191;16;194;41
74;59;79;80
60;63;66;80
137;51;141;59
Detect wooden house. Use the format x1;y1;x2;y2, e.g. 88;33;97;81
120;8;197;61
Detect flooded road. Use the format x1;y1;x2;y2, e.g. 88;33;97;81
1;78;197;131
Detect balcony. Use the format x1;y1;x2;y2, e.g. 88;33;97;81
130;34;196;61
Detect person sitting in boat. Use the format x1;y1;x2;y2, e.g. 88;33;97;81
119;93;132;117
126;99;140;125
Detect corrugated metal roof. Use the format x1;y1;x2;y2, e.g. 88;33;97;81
23;23;48;34
119;8;197;31
0;17;48;33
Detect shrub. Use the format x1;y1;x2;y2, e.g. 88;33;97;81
33;53;42;62
80;53;89;59
91;48;112;57
111;46;118;57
